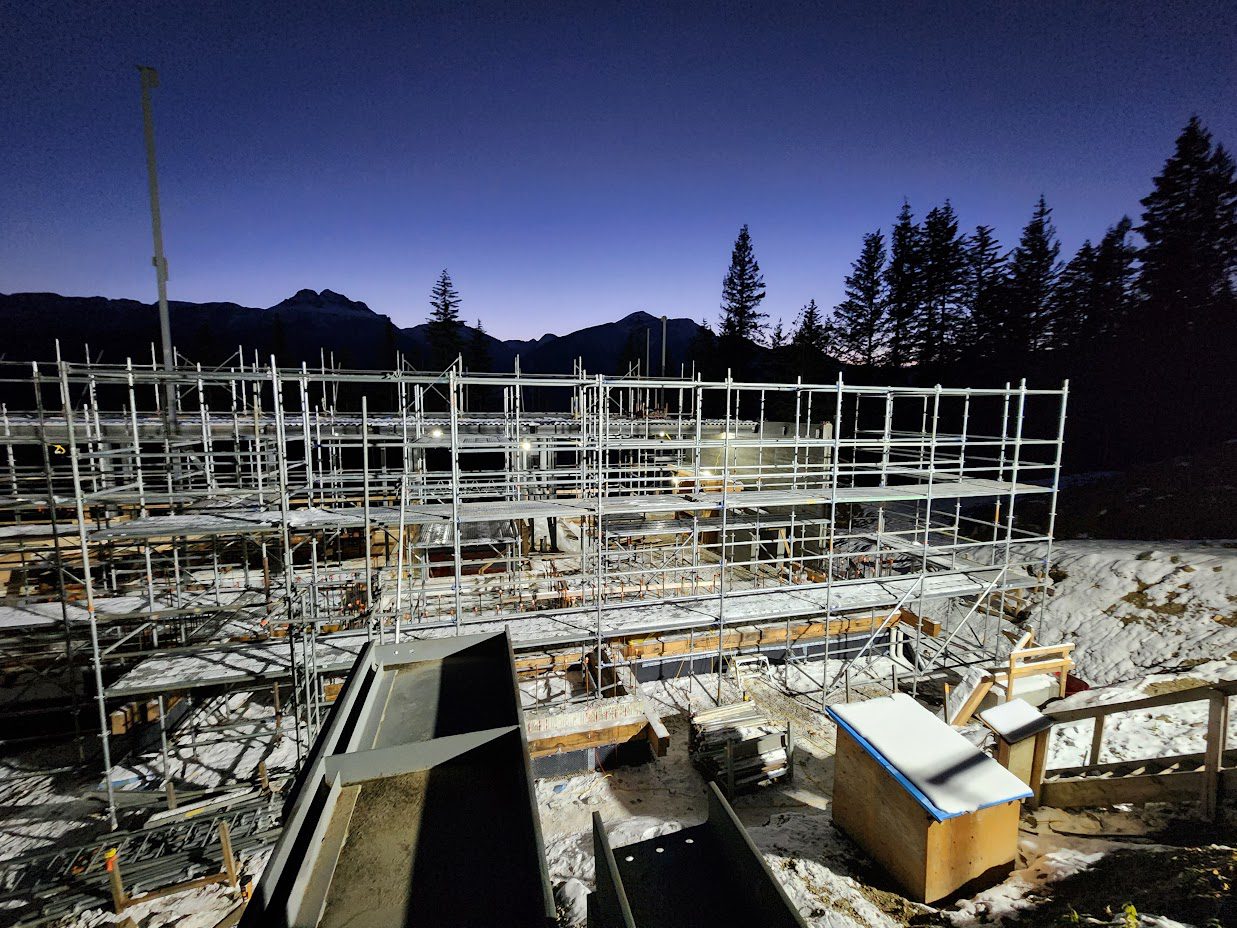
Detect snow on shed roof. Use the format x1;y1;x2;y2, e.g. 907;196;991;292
827;693;1031;821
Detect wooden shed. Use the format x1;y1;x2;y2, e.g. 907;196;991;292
827;694;1031;903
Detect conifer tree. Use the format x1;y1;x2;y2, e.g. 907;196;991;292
964;225;1008;355
768;320;787;347
916;201;968;365
1092;217;1139;334
1053;217;1139;349
688;318;717;378
1006;196;1061;353
426;269;464;368
1137;117;1237;330
718;225;767;370
883;202;921;367
791;299;829;354
466;318;493;372
1051;240;1098;349
831;230;888;367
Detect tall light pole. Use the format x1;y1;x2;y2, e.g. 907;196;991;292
660;314;668;411
138;65;176;424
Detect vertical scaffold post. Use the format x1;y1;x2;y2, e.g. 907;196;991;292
448;370;464;632
57;360;118;828
361;396;376;642
911;385;942;698
1035;381;1070;632
716;374;733;702
821;373;843;710
594;377;606;699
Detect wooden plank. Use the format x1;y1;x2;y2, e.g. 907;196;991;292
1046;747;1236;780
897;610;943;636
1015;643;1076;658
924;801;1020;904
617;611;911;662
1040;770;1205;808
1044;683;1222;723
644;710;669;757
1088;716;1105;766
1202;691;1229;821
951;677;994;727
527;718;649;758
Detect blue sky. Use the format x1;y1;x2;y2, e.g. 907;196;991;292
2;1;1234;337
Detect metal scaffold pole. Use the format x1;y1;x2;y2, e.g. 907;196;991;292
57;361;118;828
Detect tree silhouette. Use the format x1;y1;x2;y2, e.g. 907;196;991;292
831;231;888;368
426;269;464;369
718;224;767;373
1137;117;1237;333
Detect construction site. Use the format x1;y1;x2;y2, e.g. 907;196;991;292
0;352;1230;927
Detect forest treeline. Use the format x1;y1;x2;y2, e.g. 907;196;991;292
690;117;1237;473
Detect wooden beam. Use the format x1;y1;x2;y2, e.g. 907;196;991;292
1044;682;1223;723
897;610;942;636
950;677;993;727
1202;691;1229;821
644;710;669;757
527;717;649;758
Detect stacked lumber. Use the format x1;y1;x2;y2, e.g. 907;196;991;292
689;703;791;797
109;696;181;735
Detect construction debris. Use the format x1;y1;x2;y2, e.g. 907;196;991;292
688;702;792;797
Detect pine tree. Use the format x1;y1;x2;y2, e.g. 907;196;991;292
1006;196;1060;354
1051;240;1097;350
964;224;1008;356
718;225;767;370
791;299;829;354
831;230;888;367
688;318;717;378
466;318;493;372
768;320;787;347
1137;117;1237;331
916;201;968;365
426;269;464;368
777;299;830;380
883;202;921;367
1053;217;1139;349
1092;217;1139;335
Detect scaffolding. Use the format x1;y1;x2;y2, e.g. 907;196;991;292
0;349;1067;828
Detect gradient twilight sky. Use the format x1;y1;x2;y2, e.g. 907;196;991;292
2;2;1234;339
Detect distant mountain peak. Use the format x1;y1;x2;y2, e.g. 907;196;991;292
270;288;374;314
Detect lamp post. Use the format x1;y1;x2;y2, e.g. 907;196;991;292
137;65;176;425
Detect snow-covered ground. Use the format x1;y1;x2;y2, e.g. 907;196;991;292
1029;540;1237;685
4;539;1233;927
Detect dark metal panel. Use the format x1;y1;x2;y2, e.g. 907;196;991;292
588;782;808;928
588;810;638;928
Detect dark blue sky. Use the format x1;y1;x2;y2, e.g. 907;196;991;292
2;2;1234;338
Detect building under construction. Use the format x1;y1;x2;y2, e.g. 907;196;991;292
0;352;1068;834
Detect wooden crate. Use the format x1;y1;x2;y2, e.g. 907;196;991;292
827;695;1028;903
832;727;1020;902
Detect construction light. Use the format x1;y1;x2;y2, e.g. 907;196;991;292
520;439;532;450
430;428;443;439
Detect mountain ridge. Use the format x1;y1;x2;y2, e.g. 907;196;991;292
0;289;713;375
